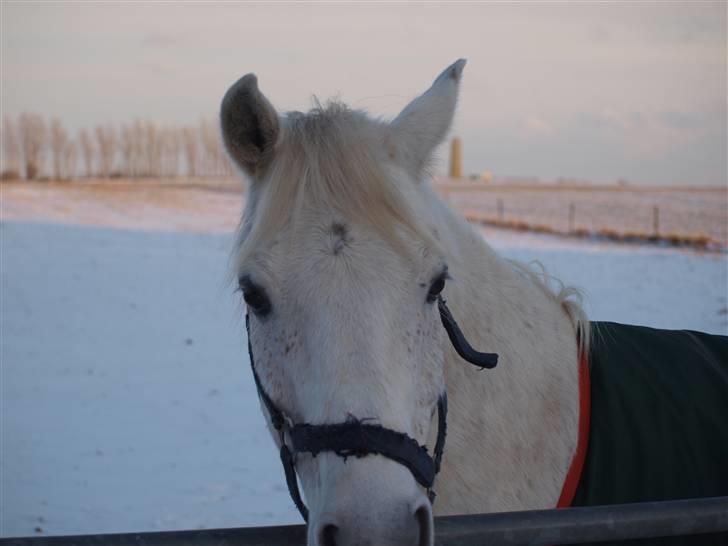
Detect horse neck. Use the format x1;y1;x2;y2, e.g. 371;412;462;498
422;185;581;514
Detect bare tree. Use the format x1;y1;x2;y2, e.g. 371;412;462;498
199;120;216;176
18;113;47;179
95;124;117;178
7;115;236;181
50;118;69;180
2;116;21;178
219;134;233;177
182;126;199;177
120;124;134;177
119;120;146;177
200;119;232;177
64;139;78;179
133;119;147;176
160;127;180;177
79;129;95;178
144;121;163;178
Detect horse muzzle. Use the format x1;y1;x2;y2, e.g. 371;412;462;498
307;455;434;546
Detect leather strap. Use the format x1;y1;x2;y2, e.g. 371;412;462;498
280;444;309;521
289;401;447;490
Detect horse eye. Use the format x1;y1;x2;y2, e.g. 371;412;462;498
426;274;447;303
239;276;272;317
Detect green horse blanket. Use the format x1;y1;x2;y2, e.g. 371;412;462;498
564;322;728;545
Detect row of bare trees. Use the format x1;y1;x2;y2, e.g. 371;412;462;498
1;114;233;180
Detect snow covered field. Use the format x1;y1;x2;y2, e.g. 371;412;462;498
1;220;726;538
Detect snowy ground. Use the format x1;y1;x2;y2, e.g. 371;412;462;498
1;220;726;538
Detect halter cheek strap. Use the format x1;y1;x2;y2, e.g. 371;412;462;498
244;297;496;524
438;296;498;369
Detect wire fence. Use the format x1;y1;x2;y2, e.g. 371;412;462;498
436;182;727;251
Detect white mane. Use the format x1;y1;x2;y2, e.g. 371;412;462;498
509;259;591;353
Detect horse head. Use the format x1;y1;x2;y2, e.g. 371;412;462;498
221;60;496;546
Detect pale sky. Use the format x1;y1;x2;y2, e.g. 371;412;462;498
2;1;726;186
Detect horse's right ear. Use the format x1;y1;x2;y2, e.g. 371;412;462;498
220;73;279;180
388;59;466;178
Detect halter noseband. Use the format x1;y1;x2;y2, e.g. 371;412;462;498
245;296;498;523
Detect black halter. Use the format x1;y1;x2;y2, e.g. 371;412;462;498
245;296;498;523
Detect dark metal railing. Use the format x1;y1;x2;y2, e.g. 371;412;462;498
2;496;727;546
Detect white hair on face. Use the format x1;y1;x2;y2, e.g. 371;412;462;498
233;100;440;271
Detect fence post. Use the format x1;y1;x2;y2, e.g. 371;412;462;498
653;205;660;236
568;203;575;233
497;199;504;222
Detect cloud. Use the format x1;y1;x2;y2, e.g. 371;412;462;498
590;24;611;45
139;61;178;77
142;32;188;47
659;110;708;131
522;117;553;136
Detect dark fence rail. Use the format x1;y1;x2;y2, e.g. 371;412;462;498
2;496;727;546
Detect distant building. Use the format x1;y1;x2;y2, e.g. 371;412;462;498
449;137;462;179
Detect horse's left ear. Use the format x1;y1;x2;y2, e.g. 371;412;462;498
388;59;466;177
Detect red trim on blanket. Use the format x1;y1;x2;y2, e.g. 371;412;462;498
556;348;591;508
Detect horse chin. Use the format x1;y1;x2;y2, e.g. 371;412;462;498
306;456;434;546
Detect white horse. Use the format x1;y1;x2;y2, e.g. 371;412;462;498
221;60;591;546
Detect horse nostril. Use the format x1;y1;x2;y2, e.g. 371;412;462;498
415;504;433;546
319;523;339;546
